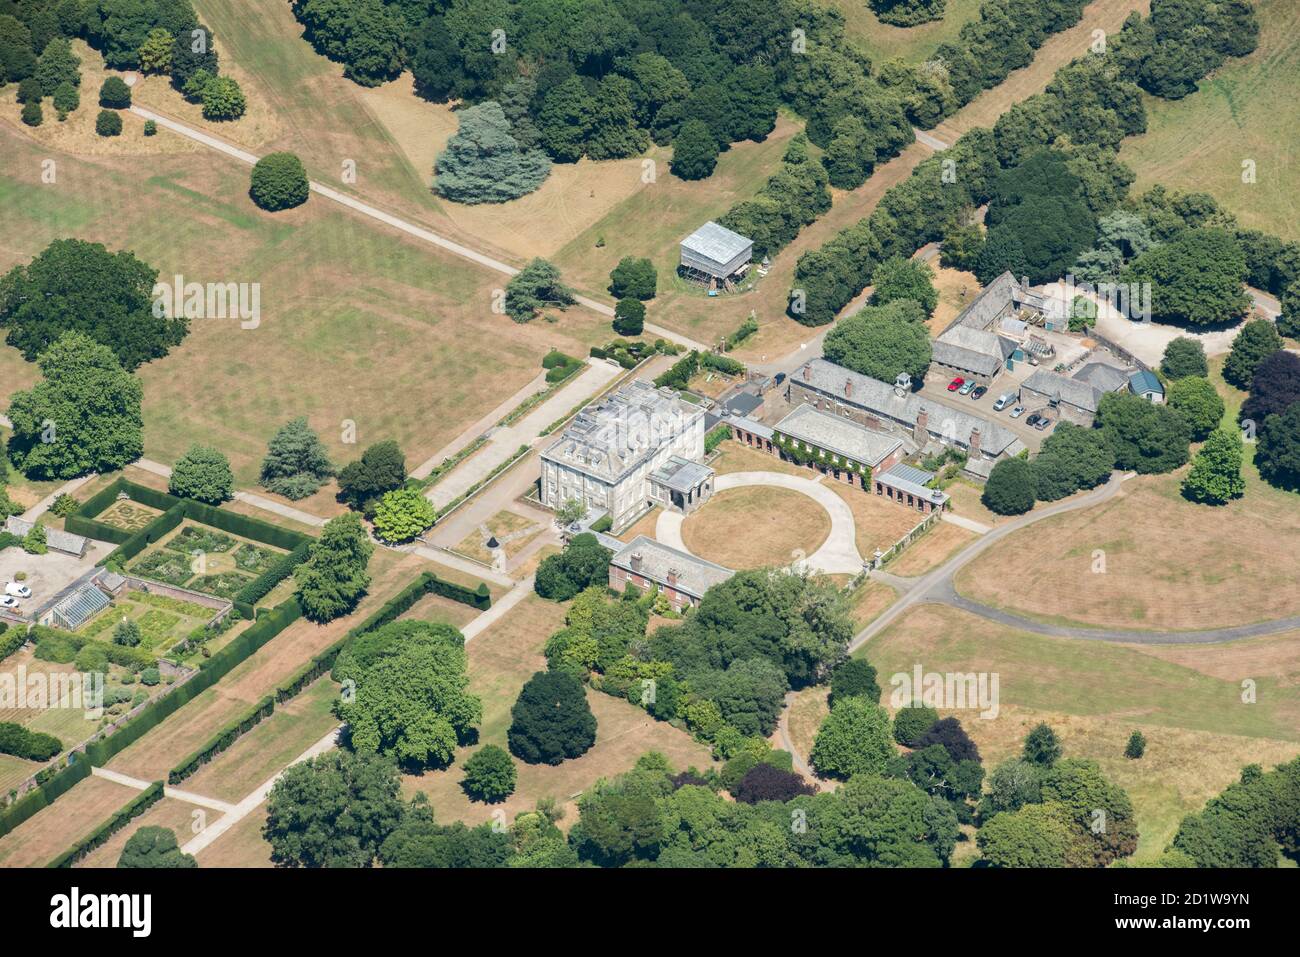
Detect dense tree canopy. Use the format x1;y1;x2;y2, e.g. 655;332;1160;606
609;256;657;300
1032;423;1112;501
264;749;404;868
1223;319;1284;390
117;827;196;868
249;152;310;211
260;417;334;500
870;256;938;317
822;299;931;384
507;670;598;765
810;697;894;780
0;239;184;370
336;439;406;512
1256;403;1300;492
1096;392;1191;474
534;533;613;601
1182;427;1246;505
1160;336;1209;379
1167;375;1225;441
1240;350;1300;425
294;511;373;622
1122;227;1251;327
982;457;1036;515
339;620;480;769
505;258;575;323
168;443;234;503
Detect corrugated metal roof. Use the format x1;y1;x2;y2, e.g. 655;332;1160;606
681;221;753;266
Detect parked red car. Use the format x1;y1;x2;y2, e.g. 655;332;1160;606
947;377;965;392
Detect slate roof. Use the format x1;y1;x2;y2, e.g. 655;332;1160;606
931;325;1017;377
1129;370;1164;397
774;405;902;466
4;517;88;557
1022;369;1104;414
650;455;714;493
680;221;753;267
610;536;734;601
942;271;1045;337
1072;361;1131;394
542;379;702;483
792;359;1023;457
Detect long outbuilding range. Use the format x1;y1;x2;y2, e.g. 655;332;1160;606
930;271;1045;384
679;221;753;287
608;535;734;612
788;358;1026;464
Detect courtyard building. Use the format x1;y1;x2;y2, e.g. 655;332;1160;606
608;535;734;612
771;404;905;488
788;359;1025;465
540;379;706;534
1019;368;1106;427
930;271;1045;383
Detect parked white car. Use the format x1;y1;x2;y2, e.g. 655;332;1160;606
4;582;32;599
0;595;18;609
1009;406;1026;419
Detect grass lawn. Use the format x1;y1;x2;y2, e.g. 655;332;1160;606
1118;0;1300;242
886;518;977;575
0;122;607;487
682;486;831;569
955;429;1300;629
451;510;546;567
861;602;1300;859
709;440;806;478
74;796;200;868
181;676;340;805
0;774;140;867
830;481;936;558
401;593;714;829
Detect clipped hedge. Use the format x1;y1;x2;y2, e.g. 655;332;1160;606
275;570;491;705
87;479;312;572
231;539;311;619
0;756;92;840
168;696;274;784
0;624;26;664
47;781;164;868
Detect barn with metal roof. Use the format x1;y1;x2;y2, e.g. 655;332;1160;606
680;221;753;287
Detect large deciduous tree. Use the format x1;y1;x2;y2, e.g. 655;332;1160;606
1096;392;1191;474
1223;319;1284;390
6;332;143;479
810;697;894;780
1182;428;1246;505
822;299;931;384
1167;375;1225;441
1031;422;1112;501
1122;228;1251;327
169;444;234;503
982;457;1036;515
0;239;183;370
117;827;196;868
264;749;404;868
504;258;575;323
339;622;480;769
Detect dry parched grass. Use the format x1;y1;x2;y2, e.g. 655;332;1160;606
682;486;831;570
955;472;1300;631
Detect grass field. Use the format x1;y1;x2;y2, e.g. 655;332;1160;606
0;123;605;486
74;796;200;868
1118;0;1300;241
957;353;1300;631
887;518;977;575
825;0;986;65
862;602;1300;858
830;481;936;558
682;486;831;569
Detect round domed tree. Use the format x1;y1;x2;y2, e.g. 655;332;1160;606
507;670;596;765
250;151;309;211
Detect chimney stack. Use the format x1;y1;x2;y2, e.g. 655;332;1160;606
914;406;929;446
666;567;679;587
631;552;643;573
969;427;982;457
844;379;853;399
802;364;811;381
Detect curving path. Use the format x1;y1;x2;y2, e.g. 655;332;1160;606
656;471;864;575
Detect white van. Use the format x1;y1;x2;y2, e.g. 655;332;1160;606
992;392;1018;412
4;582;32;599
